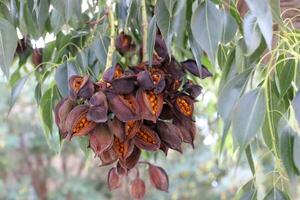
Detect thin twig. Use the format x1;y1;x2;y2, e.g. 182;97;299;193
141;0;148;62
103;2;116;76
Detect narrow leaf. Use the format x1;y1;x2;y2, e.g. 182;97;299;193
232;89;266;149
191;1;223;65
9;75;29;113
0;18;18;78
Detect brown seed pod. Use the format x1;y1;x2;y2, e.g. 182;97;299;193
130;177;146;200
173;117;196;148
136;89;163;122
99;147;118;166
181;59;212;79
157;121;183;153
54;97;75;136
134;125;161;151
115;32;136;55
103;63;124;82
69;75;95;101
89;124;113;155
65;105;96;138
148;164;169;192
107;167;122;191
107;92;141;122
118;146;141;170
108;116;125;142
174;95;194;118
112;137;134;160
125;120;142;140
32;48;42;67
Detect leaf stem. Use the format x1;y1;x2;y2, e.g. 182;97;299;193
103;2;116;74
141;0;148;62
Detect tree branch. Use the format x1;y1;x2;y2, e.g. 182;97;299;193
102;2;116;77
141;0;148;62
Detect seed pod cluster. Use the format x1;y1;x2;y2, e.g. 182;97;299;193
54;34;212;197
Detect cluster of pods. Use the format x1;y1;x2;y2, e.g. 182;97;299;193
54;33;211;198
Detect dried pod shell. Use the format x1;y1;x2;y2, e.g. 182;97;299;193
119;146;141;170
174;95;194;118
65;105;96;137
110;76;136;94
108;117;125;142
116;32;136;55
181;59;212;79
136;89;163;122
54;97;75;135
89;124;113;155
173;117;196;148
183;81;202;99
130;177;146;200
113;137;134;159
103;63;123;82
107;167;122;190
125;120;142;140
99;148;118;166
107;92;141;122
134;125;161;151
157;121;183;153
148;164;169;192
69;75;94;101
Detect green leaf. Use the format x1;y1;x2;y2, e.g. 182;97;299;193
279;119;299;177
189;32;203;70
235;179;257;200
40;87;54;135
218;69;251;152
262;79;286;155
232;89;266;149
218;69;251;121
9;75;29;113
55;60;79;97
277;59;296;97
269;0;283;25
147;16;157;67
36;0;49;34
245;0;273;49
55;63;68;97
155;0;173;55
293;92;300;126
191;0;223;65
35;82;42;104
75;137;90;157
243;12;262;55
293;136;300;172
50;8;64;34
263;188;290;200
52;0;81;24
245;145;255;175
0;18;18;78
235;39;247;72
92;35;109;66
221;10;237;43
